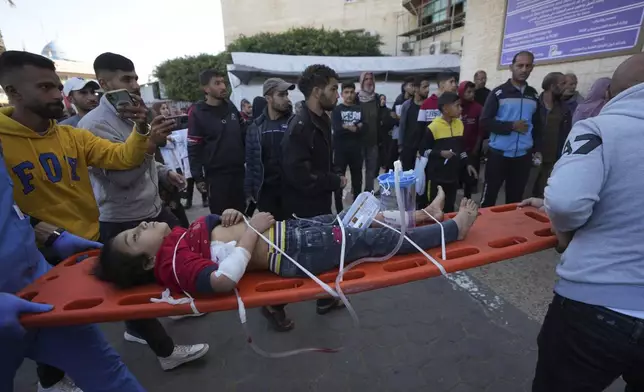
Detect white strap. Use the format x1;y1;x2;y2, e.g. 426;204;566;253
242;216;338;298
422;210;447;261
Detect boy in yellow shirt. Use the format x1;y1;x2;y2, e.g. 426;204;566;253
421;92;478;212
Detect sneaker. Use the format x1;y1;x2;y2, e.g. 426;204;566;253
123;331;148;345
168;312;205;321
38;376;82;392
159;344;210;371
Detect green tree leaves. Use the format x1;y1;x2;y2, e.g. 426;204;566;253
153;27;383;102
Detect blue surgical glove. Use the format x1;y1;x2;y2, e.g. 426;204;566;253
51;231;103;260
0;293;52;337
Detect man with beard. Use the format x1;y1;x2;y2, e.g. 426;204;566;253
60;77;99;127
0;50;157;392
244;78;295;331
480;50;542;207
281;64;346;315
562;72;585;115
473;70;490;107
79;52;209;374
245;78;294;221
532;72;571;198
188;69;246;215
398;75;429;171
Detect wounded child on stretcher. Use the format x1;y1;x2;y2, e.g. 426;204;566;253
95;188;479;295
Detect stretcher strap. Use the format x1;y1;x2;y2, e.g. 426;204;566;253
372;219;448;276
422;210;447;261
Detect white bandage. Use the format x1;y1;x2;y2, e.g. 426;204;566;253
214;247;251;283
382;210;408;228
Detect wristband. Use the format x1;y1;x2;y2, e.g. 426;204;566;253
135;123;151;136
44;228;66;248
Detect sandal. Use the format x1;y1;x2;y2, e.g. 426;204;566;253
261;305;295;332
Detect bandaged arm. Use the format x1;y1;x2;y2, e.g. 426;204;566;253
207;227;259;292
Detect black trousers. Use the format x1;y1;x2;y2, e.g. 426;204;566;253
334;145;363;211
400;148;417;172
185;178;207;206
428;181;458;213
480;149;532;207
206;172;245;215
533;294;644;391
257;186;288;221
37;208;181;387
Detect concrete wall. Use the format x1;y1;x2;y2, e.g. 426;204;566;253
221;0;407;56
459;0;637;96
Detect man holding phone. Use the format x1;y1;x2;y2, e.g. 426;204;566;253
79;52;209;374
480;51;542;207
0;50;155;392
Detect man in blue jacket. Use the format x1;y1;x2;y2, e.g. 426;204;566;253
480;51;542;207
0;146;145;391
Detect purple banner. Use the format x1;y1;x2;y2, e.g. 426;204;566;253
500;0;644;66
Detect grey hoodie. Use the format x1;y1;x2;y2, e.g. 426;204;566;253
78;95;170;222
545;82;644;310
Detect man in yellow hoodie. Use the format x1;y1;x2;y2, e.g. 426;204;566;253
0;50;176;392
0;51;175;242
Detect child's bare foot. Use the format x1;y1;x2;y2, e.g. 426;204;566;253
453;198;479;240
423;186;445;221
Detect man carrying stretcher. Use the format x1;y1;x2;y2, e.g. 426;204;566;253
95;188;479;295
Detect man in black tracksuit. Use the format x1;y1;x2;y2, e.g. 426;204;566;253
245;78;295;221
188;69;246;215
332;82;365;210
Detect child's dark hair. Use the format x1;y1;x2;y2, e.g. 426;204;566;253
437;92;460;113
94;238;156;289
341;81;355;91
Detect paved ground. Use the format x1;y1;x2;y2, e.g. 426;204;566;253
14;169;625;391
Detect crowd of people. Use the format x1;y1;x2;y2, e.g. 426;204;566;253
0;43;642;392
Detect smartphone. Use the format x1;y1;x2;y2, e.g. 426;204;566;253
165;114;189;130
104;89;155;124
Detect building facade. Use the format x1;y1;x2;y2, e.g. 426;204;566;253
221;0;407;55
460;0;644;96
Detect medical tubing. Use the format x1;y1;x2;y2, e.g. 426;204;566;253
334;160;407;327
241;217;338;298
234;288;341;358
371;219;447;276
422;210;447;261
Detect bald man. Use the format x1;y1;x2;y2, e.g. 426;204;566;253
532;53;644;391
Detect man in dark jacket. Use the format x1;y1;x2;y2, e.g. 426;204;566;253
245;78;294;220
398;75;429;171
480;51;542;207
532;72;572;198
281;64;345;316
282;64;345;218
188;69;246;215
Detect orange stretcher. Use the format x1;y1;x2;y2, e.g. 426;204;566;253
18;204;557;328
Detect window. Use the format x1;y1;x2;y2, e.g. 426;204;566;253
419;0;466;27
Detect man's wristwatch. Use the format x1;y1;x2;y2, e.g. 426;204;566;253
136;122;151;136
44;228;66;247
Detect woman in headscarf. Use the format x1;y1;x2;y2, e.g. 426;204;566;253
572;77;611;124
358;72;382;191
